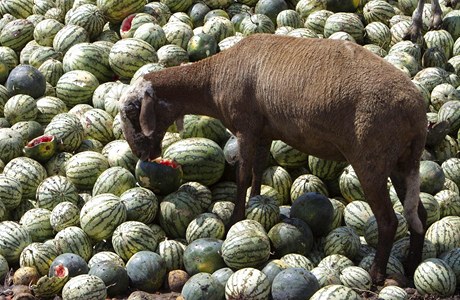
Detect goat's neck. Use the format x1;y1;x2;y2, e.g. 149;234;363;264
144;62;217;118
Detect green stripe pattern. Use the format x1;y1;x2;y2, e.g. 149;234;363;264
80;193;127;241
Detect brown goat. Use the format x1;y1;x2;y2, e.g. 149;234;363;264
407;0;458;42
120;34;428;283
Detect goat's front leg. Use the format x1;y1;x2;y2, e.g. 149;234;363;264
249;140;272;198
430;0;443;29
405;0;426;43
227;134;259;228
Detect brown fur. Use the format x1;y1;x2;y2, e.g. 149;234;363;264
120;34;428;283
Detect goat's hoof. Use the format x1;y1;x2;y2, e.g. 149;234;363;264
369;271;386;285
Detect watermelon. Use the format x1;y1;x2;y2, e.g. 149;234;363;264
183;238;226;275
221;229;271;269
66;4;105;40
112;221;160;261
135;157;183;195
79;193;127;241
185;212;225;243
6;64;46;99
3;156;47;199
245;194;280;231
157;239;186;272
19;208;54;242
163;137;225;186
181;272;225;300
271;267;319;300
88;260;129;297
310;284;361;300
0;174;22;209
0;128;24;164
0;19;35;51
55;70;99;108
62;274;107;300
0;221;32;264
53;25;90;55
19;242;59;277
65;151;110;190
290;192;334;236
109;38;158;79
268;218;314;257
126;251;166;293
120;187;159;224
414;258;456;297
97;0;146;23
50;201;81;231
3;94;38;125
225;268;271;300
54;226;93;262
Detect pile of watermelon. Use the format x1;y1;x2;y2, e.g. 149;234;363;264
0;0;460;299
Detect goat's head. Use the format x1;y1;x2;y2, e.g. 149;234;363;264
120;78;175;161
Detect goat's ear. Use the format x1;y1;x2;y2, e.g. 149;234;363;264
140;88;155;137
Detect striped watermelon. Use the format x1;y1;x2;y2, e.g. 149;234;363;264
157;44;189;67
92;167;137;196
318;254;354;273
157;239;185;272
270;140;309;168
92;81;118;110
276;9;302;28
101;140;138;173
434;189;460;218
208;201;234;224
133;23;168;51
120;13;158;39
0;221;32;264
35;96;68;127
364;212;408;248
180;114;228;144
440;247;460;284
178;181;213;211
425;216;460;255
0;0;33;18
414;258;456;297
227;219;267;237
80;108;115;144
65;151;110;190
97;0;146;23
0;128;24;164
33;19;64;47
54;226;93;261
19;208;54;242
80;193;127;241
0;174;22;210
63;43;115;83
309;284;361;300
159;191;203;238
304;10;334;34
378;286;408;300
76;139;104;153
225;268;271;300
362;0;395;25
291;174;329;200
109;38;158;79
323;226;360;259
262;165;292;205
163;137;225;186
3;156;47;199
62;274;107;300
339;165;365;202
45;151;74;175
212;267;234;287
364;21;391;50
240;14;275;36
323;12;364;43
221;229;271;269
66;4;105;40
55;70;99;108
19;242;59;276
112;221;160;261
120;187;159;224
424;29;454;59
339;266;372;290
3;94;38;125
281;253;315;271
36;175;79;210
88;251;125;269
50;201;81;231
0;19;35;51
260;259;289;284
202;16;235;43
160;0;193;13
311;266;341;287
38;59;64;88
245;195;280;232
53;25;90;55
185;212;226;243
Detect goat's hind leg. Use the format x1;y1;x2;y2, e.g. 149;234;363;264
430;0;443;29
249;140;271;198
405;0;425;43
353;163;397;284
390;166;427;276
